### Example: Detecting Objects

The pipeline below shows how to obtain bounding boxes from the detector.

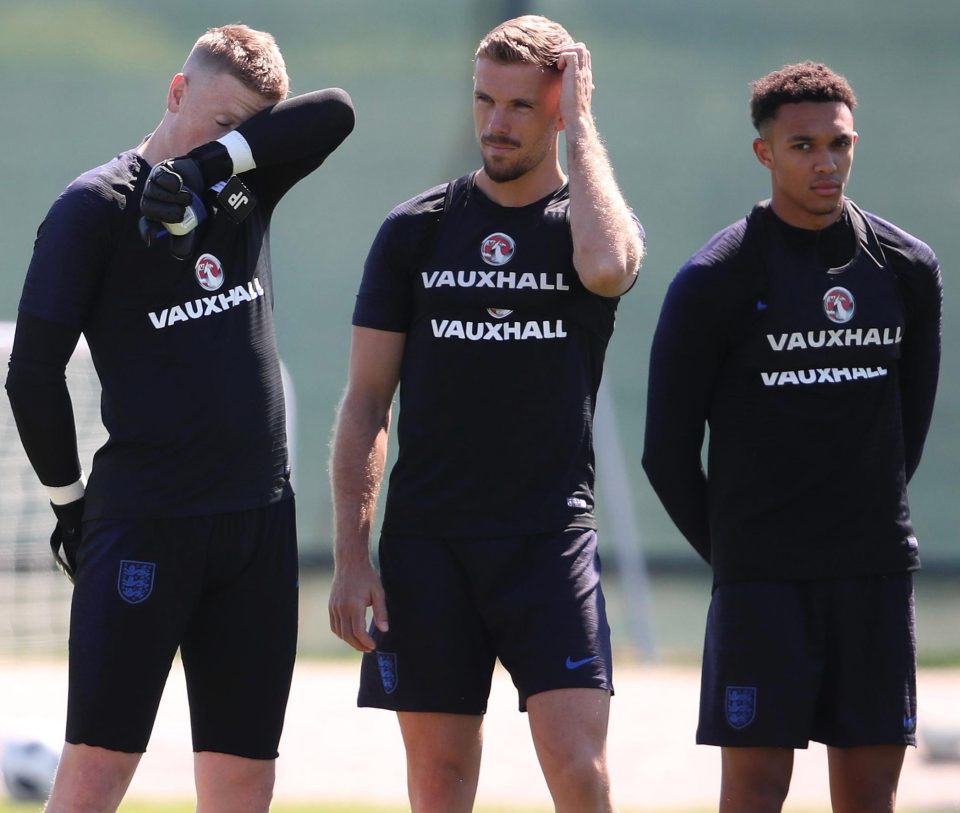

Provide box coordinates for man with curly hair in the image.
[644,62,941,812]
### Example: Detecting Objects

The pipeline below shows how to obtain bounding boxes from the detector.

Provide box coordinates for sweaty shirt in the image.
[11,89,355,520]
[354,174,640,538]
[643,201,942,584]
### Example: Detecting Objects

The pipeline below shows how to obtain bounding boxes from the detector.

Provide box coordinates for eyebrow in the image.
[785,132,852,142]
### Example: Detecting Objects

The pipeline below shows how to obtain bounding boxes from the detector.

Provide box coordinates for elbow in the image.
[323,88,357,143]
[640,445,665,491]
[578,257,639,297]
[576,237,643,297]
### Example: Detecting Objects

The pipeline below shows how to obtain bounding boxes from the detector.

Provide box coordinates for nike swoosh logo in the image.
[565,655,599,670]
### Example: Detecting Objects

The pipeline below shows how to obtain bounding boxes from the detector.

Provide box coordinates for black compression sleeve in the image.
[5,312,83,487]
[187,88,356,189]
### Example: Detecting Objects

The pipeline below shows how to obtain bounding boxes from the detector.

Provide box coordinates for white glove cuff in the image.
[217,131,256,174]
[46,476,86,505]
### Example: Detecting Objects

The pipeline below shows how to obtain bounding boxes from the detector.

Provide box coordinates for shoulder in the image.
[364,182,449,273]
[372,182,448,249]
[385,181,448,223]
[66,151,140,204]
[49,151,141,226]
[858,206,942,313]
[656,215,767,336]
[43,152,142,239]
[674,217,750,291]
[860,207,940,273]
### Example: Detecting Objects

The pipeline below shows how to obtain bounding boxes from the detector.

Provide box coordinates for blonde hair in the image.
[186,24,289,101]
[475,15,574,71]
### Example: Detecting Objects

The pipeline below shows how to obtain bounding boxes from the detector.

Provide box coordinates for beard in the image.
[479,130,554,184]
[482,153,537,184]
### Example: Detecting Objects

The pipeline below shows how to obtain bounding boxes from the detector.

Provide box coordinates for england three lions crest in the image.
[117,560,156,604]
[376,652,399,695]
[725,686,757,730]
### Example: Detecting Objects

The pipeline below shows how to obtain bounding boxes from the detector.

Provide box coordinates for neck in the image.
[474,160,565,207]
[770,198,845,232]
[137,119,172,167]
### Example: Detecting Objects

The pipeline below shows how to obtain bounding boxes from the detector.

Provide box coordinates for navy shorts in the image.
[358,528,613,714]
[65,498,299,759]
[697,574,917,748]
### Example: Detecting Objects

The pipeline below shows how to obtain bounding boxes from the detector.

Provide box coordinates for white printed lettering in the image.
[168,305,188,325]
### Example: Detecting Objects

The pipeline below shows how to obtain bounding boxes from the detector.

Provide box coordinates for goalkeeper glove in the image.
[50,497,85,582]
[138,158,208,260]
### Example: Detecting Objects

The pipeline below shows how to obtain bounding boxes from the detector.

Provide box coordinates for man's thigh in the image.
[478,529,613,710]
[697,581,821,748]
[181,498,299,759]
[813,574,916,747]
[358,534,498,714]
[358,528,613,714]
[66,517,206,752]
[66,499,298,758]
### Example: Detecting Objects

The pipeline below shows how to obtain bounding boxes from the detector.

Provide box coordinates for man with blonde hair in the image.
[6,24,354,812]
[329,15,642,813]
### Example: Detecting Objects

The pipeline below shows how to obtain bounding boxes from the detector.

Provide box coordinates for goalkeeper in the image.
[5,24,353,813]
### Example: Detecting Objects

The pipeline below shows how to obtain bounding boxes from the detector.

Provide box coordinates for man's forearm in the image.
[566,115,643,297]
[330,399,390,564]
[188,88,356,186]
[5,313,84,497]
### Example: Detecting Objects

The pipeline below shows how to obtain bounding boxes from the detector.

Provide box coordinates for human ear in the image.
[753,136,774,169]
[167,73,187,114]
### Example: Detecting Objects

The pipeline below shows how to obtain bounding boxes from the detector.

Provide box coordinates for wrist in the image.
[185,141,232,187]
[45,476,85,506]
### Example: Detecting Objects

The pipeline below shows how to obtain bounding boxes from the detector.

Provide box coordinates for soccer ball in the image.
[1,740,59,801]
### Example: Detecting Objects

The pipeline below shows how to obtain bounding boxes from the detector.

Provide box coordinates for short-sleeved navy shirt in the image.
[354,175,638,537]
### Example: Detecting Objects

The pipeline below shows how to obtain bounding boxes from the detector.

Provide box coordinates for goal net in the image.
[0,321,103,654]
[0,321,298,655]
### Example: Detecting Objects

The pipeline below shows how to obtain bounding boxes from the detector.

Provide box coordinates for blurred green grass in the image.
[1,803,957,813]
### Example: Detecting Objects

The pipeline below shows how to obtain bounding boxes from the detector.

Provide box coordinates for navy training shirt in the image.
[354,174,638,538]
[643,201,942,583]
[16,89,355,519]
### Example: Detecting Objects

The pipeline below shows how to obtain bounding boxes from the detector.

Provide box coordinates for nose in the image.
[814,147,839,173]
[488,105,510,135]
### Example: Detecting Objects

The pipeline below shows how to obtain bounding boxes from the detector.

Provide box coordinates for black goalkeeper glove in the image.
[50,497,85,582]
[138,158,208,261]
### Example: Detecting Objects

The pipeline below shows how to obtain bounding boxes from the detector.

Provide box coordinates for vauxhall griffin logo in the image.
[195,253,225,292]
[823,286,855,324]
[480,232,516,266]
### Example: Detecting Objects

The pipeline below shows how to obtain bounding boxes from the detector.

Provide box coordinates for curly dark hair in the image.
[750,62,856,131]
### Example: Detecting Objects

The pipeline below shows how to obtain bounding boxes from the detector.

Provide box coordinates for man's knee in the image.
[399,713,483,813]
[45,743,141,813]
[195,752,275,813]
[720,747,793,813]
